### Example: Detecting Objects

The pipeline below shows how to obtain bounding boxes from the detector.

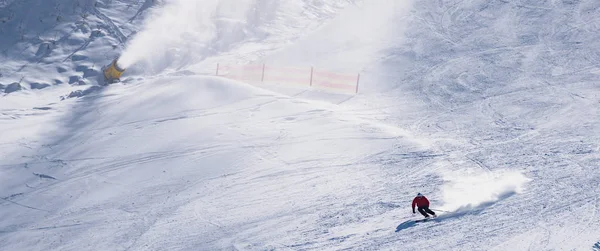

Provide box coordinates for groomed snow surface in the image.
[2,0,600,250]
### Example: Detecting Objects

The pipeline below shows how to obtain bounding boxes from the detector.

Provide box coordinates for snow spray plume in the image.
[118,0,253,73]
[439,169,531,212]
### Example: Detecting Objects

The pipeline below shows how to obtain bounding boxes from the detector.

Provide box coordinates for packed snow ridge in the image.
[1,0,600,250]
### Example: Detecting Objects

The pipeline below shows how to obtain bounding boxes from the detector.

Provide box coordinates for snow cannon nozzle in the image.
[102,57,126,84]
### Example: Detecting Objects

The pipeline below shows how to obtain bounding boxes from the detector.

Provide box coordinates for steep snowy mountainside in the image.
[0,0,155,91]
[2,0,600,250]
[0,0,359,93]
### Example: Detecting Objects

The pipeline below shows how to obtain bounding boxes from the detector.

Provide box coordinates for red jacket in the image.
[412,196,430,210]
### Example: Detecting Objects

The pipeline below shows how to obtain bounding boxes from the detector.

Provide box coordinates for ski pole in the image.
[430,208,451,213]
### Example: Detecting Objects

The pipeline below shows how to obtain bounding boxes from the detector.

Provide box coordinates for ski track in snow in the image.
[2,0,600,250]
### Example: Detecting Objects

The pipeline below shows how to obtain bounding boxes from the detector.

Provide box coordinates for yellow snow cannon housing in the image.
[103,58,125,84]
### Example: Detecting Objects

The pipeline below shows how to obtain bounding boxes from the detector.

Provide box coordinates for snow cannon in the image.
[102,57,125,84]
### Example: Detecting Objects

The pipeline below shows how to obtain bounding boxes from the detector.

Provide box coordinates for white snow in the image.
[2,0,600,250]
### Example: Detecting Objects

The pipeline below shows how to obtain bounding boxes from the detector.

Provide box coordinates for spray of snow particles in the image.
[439,169,531,213]
[118,0,253,72]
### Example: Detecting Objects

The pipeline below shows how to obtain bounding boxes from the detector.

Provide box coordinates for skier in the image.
[412,193,436,218]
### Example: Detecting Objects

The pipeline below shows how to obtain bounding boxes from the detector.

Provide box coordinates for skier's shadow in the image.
[395,215,449,232]
[395,216,444,232]
[395,220,420,232]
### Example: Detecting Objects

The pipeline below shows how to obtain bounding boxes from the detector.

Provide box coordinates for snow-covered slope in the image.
[2,0,600,250]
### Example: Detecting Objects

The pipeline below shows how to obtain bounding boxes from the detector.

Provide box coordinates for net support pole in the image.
[309,67,314,86]
[355,73,361,94]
